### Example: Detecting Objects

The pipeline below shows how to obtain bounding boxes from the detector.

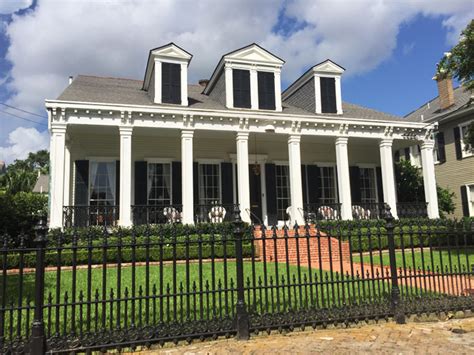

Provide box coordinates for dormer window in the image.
[203,43,284,112]
[161,62,181,104]
[233,69,251,108]
[258,71,276,110]
[320,77,337,113]
[142,43,192,106]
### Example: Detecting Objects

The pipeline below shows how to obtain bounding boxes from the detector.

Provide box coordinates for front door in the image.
[249,165,263,224]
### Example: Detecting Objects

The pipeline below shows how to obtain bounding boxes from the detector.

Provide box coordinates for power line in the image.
[0,102,47,118]
[0,110,48,126]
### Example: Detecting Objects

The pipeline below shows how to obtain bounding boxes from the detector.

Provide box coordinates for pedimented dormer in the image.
[283,59,345,115]
[203,44,285,111]
[143,43,193,106]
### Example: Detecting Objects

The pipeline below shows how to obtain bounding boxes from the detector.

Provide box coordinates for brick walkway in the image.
[137,316,474,354]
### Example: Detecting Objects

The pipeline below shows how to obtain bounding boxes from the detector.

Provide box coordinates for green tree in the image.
[394,159,455,218]
[435,19,474,90]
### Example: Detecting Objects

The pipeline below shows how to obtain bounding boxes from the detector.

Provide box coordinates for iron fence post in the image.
[233,205,249,340]
[384,204,405,324]
[30,216,48,355]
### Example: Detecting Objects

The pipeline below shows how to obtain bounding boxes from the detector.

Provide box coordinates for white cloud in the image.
[0,0,32,14]
[0,126,49,163]
[0,0,473,161]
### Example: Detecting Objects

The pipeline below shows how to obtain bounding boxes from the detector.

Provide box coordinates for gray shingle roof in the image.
[57,75,409,122]
[404,86,473,122]
[33,174,49,194]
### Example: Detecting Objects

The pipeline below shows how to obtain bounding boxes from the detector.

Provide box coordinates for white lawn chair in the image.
[163,206,181,224]
[208,206,226,223]
[318,205,337,220]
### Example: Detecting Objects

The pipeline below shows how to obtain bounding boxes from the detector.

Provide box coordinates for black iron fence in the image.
[2,206,474,354]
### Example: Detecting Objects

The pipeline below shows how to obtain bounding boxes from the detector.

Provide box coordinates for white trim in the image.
[465,183,474,217]
[196,158,224,164]
[273,160,289,166]
[144,157,174,164]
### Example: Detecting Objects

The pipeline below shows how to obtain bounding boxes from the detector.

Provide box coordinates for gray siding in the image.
[284,77,315,113]
[208,71,226,107]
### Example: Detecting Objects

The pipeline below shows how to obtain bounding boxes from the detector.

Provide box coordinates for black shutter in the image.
[376,167,384,203]
[115,160,120,206]
[349,166,361,204]
[265,164,277,225]
[394,150,400,162]
[301,165,307,205]
[460,185,470,217]
[320,77,337,113]
[74,160,89,205]
[454,127,463,160]
[193,162,199,205]
[172,161,182,205]
[437,132,446,163]
[162,62,181,104]
[306,165,320,203]
[233,69,251,108]
[134,161,147,205]
[221,162,233,204]
[404,148,410,161]
[258,71,275,110]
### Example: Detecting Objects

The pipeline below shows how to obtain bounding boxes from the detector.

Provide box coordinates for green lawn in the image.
[353,248,474,272]
[2,260,392,341]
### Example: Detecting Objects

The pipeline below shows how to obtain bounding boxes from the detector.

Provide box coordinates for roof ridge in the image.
[77,74,143,82]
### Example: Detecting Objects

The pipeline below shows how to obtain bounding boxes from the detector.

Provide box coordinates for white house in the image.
[45,43,439,229]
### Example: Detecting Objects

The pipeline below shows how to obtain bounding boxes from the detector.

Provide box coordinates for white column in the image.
[63,141,71,206]
[49,123,67,228]
[288,134,304,225]
[154,59,162,104]
[335,76,343,114]
[250,68,259,110]
[274,70,282,112]
[236,132,251,224]
[379,138,398,218]
[181,129,194,224]
[119,126,133,227]
[335,137,352,220]
[180,63,188,106]
[420,140,440,218]
[225,65,233,108]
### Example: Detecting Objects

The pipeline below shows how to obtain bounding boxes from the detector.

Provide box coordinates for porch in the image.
[53,125,435,228]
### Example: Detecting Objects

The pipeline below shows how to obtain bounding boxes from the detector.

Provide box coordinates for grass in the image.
[353,248,474,272]
[2,260,393,341]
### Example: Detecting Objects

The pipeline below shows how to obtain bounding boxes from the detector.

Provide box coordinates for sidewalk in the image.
[139,316,474,354]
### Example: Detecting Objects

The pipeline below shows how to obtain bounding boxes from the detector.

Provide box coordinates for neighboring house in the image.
[402,78,473,218]
[45,43,438,229]
[33,174,49,194]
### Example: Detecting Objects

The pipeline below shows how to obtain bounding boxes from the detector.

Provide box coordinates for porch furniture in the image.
[163,206,181,224]
[352,205,371,220]
[318,205,338,220]
[209,206,226,223]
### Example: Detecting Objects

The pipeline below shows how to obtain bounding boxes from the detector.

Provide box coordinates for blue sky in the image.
[0,0,473,163]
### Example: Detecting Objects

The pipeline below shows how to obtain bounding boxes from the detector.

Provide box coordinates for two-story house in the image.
[403,77,473,218]
[45,43,438,228]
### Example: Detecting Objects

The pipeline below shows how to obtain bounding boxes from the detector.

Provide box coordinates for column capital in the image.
[236,132,249,140]
[119,125,133,135]
[420,139,435,150]
[181,129,194,139]
[288,134,301,144]
[335,136,348,145]
[50,122,67,134]
[379,138,393,147]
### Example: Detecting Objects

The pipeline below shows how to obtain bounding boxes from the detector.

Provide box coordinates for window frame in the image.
[146,161,173,206]
[257,71,276,110]
[316,163,338,205]
[88,160,116,207]
[198,162,222,205]
[459,121,474,159]
[466,183,474,217]
[161,62,181,105]
[232,69,251,109]
[358,166,378,204]
[275,163,291,221]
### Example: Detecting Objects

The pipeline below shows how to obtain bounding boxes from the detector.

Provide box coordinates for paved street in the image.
[139,316,474,354]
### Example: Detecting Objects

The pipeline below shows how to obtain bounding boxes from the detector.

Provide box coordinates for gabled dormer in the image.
[282,59,345,115]
[203,44,285,111]
[143,43,193,106]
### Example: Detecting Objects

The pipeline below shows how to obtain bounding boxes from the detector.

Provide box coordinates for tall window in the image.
[161,62,181,104]
[147,163,171,206]
[359,168,377,203]
[320,77,337,113]
[275,165,290,220]
[258,71,275,110]
[319,166,337,204]
[233,69,251,108]
[199,164,221,205]
[468,184,474,217]
[89,161,116,206]
[460,123,473,158]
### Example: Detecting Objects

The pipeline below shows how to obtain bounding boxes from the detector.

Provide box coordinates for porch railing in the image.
[396,202,428,218]
[352,202,385,220]
[63,205,119,228]
[302,203,342,222]
[132,204,183,225]
[194,203,239,223]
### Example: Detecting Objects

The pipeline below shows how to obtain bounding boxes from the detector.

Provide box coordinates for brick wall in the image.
[253,225,350,265]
